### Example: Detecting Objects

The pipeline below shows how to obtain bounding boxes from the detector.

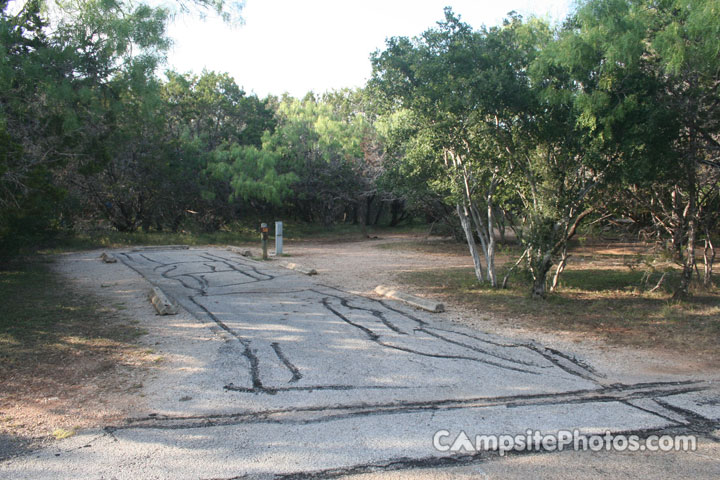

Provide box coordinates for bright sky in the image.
[165,0,576,98]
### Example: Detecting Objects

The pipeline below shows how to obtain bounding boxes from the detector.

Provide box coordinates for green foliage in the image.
[0,0,169,252]
[553,0,720,297]
[1,0,718,301]
[262,94,378,224]
[161,0,245,24]
[208,144,296,205]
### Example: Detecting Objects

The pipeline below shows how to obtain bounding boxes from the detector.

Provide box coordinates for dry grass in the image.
[394,240,720,364]
[0,258,154,457]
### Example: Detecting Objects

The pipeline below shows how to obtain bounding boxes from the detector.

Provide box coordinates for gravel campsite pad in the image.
[1,246,719,479]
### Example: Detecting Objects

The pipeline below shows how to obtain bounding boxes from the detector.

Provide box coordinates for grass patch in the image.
[41,229,257,253]
[0,261,143,361]
[557,269,671,292]
[398,265,720,360]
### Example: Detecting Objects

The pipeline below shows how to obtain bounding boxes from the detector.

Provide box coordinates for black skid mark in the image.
[223,384,412,394]
[201,252,275,281]
[314,283,604,383]
[378,300,427,326]
[317,289,583,374]
[157,265,203,294]
[620,400,686,425]
[118,252,600,383]
[150,260,214,272]
[118,252,153,277]
[171,269,233,275]
[321,297,379,341]
[314,289,411,334]
[653,398,720,440]
[262,451,498,480]
[198,254,262,281]
[523,344,600,383]
[254,413,720,480]
[320,297,540,375]
[211,281,263,288]
[205,289,312,297]
[124,256,205,295]
[418,327,547,368]
[183,273,208,295]
[138,252,210,271]
[109,380,710,432]
[271,342,303,383]
[118,252,263,391]
[543,347,605,378]
[426,326,602,382]
[139,253,164,265]
[426,326,526,348]
[377,297,545,368]
[248,264,275,280]
[188,296,264,392]
[380,342,541,375]
[338,298,406,334]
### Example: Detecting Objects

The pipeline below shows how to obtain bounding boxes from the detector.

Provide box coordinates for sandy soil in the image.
[281,234,472,296]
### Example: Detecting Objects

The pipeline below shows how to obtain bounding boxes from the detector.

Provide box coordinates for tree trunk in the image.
[502,248,528,289]
[497,208,507,244]
[373,200,384,225]
[350,202,359,225]
[675,214,696,298]
[550,247,568,292]
[531,253,554,299]
[486,199,497,287]
[360,198,369,238]
[365,195,375,226]
[703,235,715,289]
[171,214,183,233]
[674,165,697,299]
[390,199,405,227]
[467,200,494,285]
[457,203,484,282]
[670,185,685,260]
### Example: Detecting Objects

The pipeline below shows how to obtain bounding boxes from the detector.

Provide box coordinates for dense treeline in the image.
[0,1,394,242]
[1,0,718,297]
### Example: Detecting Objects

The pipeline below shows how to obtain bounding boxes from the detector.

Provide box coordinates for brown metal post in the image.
[260,223,269,260]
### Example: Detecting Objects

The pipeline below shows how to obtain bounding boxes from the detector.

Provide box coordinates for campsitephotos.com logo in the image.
[433,429,697,456]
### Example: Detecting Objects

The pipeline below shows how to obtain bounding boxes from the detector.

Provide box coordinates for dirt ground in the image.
[0,260,158,458]
[274,233,719,379]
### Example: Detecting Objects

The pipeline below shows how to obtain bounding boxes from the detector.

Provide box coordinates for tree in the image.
[159,70,277,229]
[554,0,720,297]
[372,10,557,289]
[208,143,296,207]
[0,0,169,250]
[375,108,458,236]
[263,94,373,225]
[164,0,245,24]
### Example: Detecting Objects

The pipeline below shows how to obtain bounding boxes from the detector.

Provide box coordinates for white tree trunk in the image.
[703,236,715,288]
[550,246,568,292]
[456,203,484,282]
